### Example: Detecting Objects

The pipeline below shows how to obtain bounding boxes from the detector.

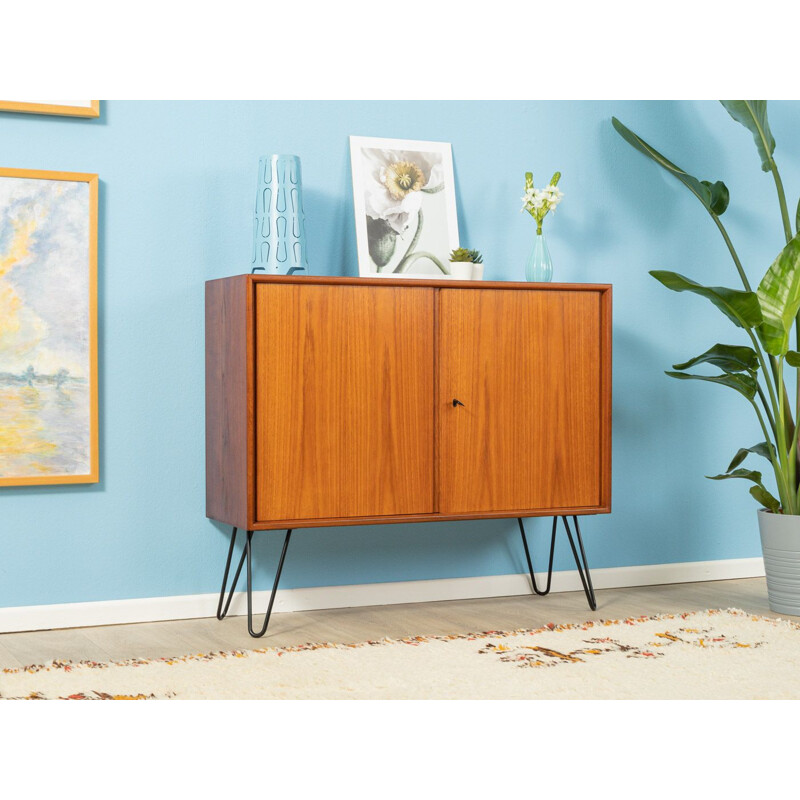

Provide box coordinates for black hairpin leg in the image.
[518,517,557,595]
[217,527,247,620]
[562,515,597,610]
[216,525,294,637]
[246,528,293,638]
[518,515,597,610]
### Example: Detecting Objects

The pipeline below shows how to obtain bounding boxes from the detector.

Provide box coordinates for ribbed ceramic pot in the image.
[757,509,800,616]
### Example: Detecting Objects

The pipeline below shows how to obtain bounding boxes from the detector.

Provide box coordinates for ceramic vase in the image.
[252,154,309,275]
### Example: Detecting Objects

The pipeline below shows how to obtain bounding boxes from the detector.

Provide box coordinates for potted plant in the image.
[449,248,484,280]
[613,101,800,615]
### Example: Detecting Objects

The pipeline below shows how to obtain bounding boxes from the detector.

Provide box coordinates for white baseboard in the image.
[0,557,765,634]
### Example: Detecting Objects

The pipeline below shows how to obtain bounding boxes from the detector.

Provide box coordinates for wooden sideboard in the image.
[206,274,612,635]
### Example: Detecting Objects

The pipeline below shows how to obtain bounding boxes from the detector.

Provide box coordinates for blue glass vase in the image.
[525,231,553,282]
[252,154,309,275]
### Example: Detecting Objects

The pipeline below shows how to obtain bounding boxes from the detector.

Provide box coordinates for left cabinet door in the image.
[255,283,435,522]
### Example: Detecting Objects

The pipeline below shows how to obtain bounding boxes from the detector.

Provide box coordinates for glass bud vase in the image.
[525,231,553,282]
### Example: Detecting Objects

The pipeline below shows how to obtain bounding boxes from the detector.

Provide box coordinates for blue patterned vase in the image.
[252,154,309,275]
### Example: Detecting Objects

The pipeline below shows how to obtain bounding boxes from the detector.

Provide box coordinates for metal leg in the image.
[246,529,293,638]
[518,517,557,596]
[561,516,597,610]
[221,516,594,636]
[518,515,597,610]
[217,527,247,620]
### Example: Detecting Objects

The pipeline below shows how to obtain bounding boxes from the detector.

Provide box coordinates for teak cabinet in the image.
[206,275,612,532]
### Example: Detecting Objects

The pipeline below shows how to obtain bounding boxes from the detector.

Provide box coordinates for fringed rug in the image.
[2,608,800,699]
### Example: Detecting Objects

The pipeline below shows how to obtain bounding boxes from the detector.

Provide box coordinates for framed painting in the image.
[350,136,459,278]
[0,100,100,118]
[0,167,98,486]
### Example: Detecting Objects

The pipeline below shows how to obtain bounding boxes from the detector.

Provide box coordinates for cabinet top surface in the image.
[208,274,611,292]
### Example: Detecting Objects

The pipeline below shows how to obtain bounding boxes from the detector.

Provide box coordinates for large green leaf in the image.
[726,442,773,472]
[720,101,775,173]
[672,344,759,374]
[786,350,800,368]
[707,467,764,484]
[612,117,729,215]
[664,371,757,400]
[756,232,800,356]
[651,271,762,329]
[700,180,730,215]
[749,485,781,513]
[708,468,781,512]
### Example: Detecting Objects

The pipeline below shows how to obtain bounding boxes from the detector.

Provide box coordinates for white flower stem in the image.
[396,209,424,271]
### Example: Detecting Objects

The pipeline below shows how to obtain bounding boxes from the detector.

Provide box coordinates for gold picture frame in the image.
[0,167,99,486]
[0,100,100,118]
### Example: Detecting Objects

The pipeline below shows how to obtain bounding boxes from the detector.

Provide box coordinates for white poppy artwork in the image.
[349,136,459,277]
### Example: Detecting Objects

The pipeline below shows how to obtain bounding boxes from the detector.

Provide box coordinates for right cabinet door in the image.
[437,288,607,515]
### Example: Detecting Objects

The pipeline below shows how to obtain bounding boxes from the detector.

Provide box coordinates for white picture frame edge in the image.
[349,135,460,279]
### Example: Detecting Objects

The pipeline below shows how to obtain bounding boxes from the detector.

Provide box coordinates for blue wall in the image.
[2,100,799,608]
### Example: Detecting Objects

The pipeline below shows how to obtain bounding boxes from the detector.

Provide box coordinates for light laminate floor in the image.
[0,577,787,670]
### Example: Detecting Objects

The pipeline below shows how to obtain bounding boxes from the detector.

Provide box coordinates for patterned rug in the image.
[2,608,799,699]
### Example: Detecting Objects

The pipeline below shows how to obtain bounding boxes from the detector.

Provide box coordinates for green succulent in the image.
[449,248,483,264]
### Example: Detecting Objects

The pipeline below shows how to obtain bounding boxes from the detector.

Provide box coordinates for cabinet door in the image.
[437,289,606,514]
[255,283,434,521]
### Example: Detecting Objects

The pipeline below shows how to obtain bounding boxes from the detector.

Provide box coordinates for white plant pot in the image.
[471,263,484,280]
[449,262,474,280]
[757,509,800,616]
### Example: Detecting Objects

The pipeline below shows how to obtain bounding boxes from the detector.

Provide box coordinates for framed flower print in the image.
[349,136,459,278]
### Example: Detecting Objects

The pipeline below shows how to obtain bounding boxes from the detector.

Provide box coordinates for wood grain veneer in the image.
[205,275,612,530]
[205,275,253,528]
[437,289,602,514]
[254,283,434,521]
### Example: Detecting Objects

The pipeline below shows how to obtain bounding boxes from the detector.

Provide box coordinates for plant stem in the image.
[395,209,424,272]
[769,154,800,491]
[763,153,800,492]
[747,329,781,425]
[778,358,792,503]
[769,159,793,245]
[795,308,800,492]
[710,210,798,445]
[747,331,797,507]
[396,251,450,274]
[752,399,793,512]
[790,426,798,503]
[715,210,796,457]
[777,357,798,512]
[756,384,778,438]
[710,211,792,405]
[709,213,752,291]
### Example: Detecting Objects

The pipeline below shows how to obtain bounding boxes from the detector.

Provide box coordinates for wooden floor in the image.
[0,577,787,669]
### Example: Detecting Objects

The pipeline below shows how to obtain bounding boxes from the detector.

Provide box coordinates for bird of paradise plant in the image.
[613,102,800,514]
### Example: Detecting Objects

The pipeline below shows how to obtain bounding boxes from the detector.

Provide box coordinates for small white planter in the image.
[471,263,484,280]
[757,509,800,616]
[449,262,474,280]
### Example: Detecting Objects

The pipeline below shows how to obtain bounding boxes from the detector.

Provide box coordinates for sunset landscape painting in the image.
[0,168,98,486]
